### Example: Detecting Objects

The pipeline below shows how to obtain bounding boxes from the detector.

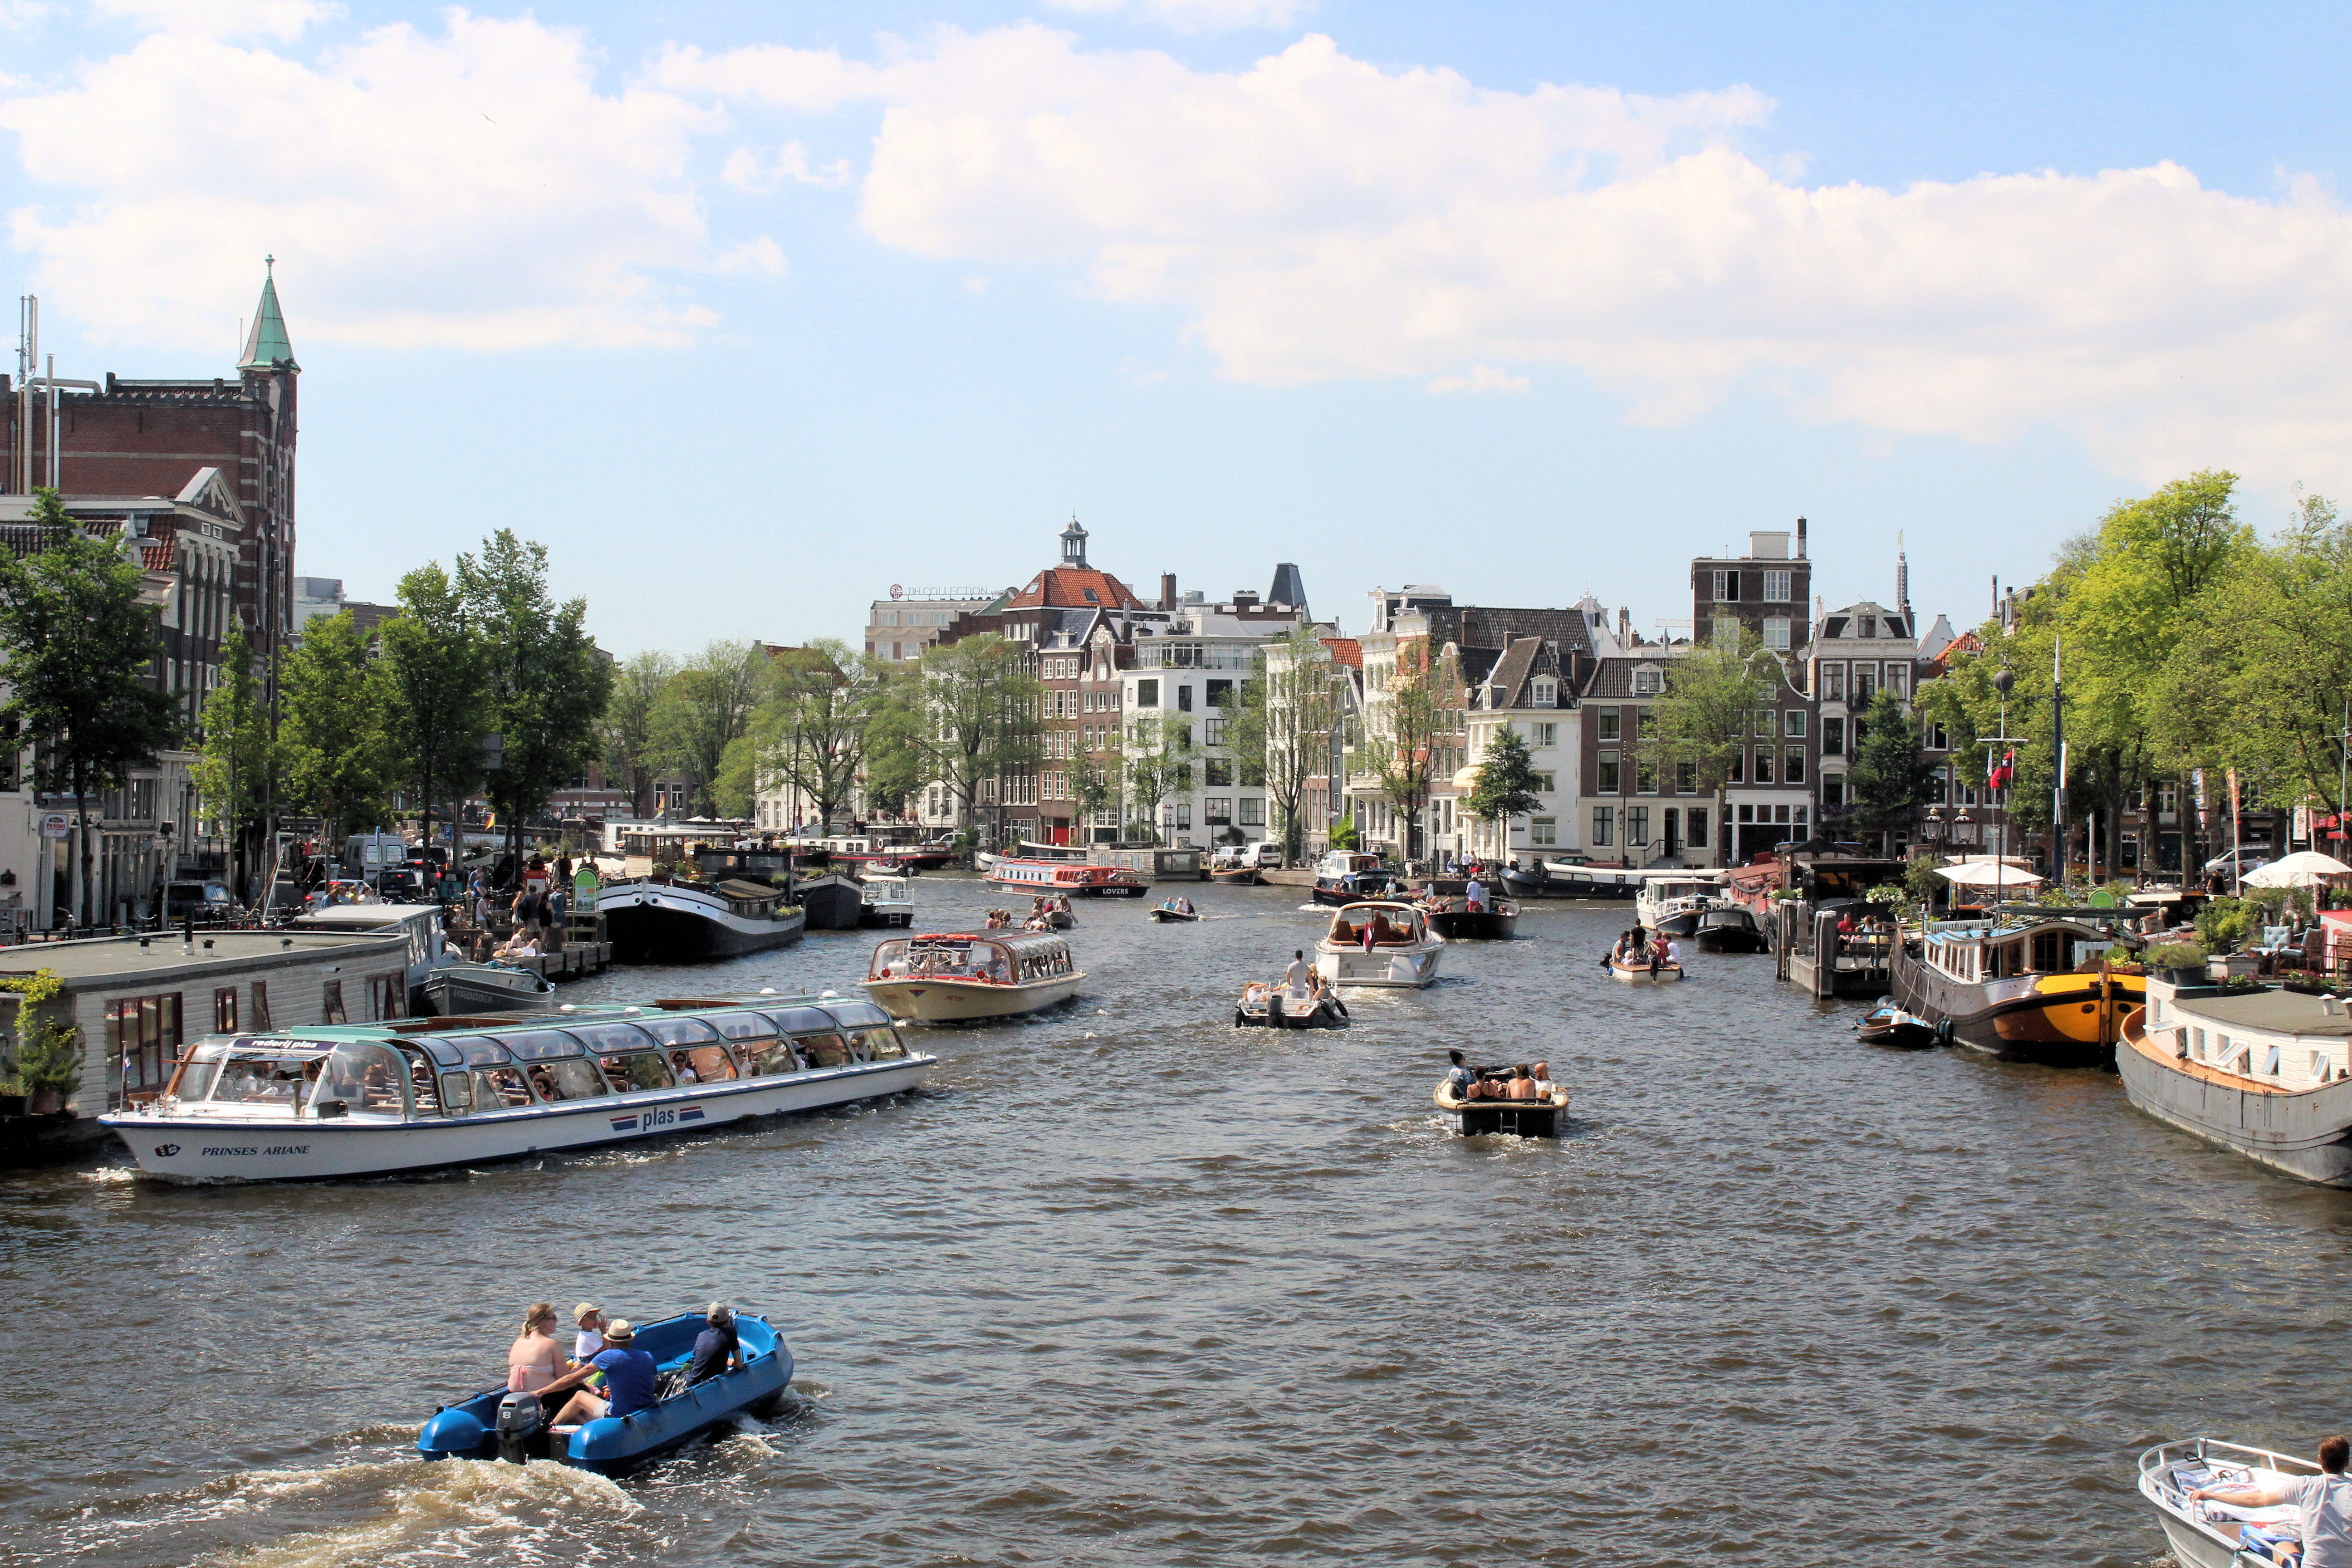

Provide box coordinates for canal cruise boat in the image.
[981,858,1150,897]
[98,997,932,1181]
[1889,909,2144,1064]
[861,930,1085,1022]
[1315,901,1445,988]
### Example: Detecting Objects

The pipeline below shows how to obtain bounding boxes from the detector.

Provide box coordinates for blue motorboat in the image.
[417,1310,793,1474]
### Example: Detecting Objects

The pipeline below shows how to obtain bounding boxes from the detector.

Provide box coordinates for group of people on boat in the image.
[1445,1050,1556,1101]
[504,1300,746,1428]
[1333,911,1420,948]
[1159,897,1197,916]
[1612,930,1680,971]
[982,899,1067,930]
[1416,875,1489,914]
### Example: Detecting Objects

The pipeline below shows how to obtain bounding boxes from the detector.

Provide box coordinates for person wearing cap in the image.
[687,1302,744,1387]
[544,1317,657,1425]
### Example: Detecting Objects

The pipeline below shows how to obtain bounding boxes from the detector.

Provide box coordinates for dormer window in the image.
[1632,666,1661,696]
[1859,616,1877,638]
[1531,678,1557,706]
[1083,588,1099,604]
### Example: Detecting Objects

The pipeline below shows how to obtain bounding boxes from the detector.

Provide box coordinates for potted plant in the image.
[2142,941,2210,985]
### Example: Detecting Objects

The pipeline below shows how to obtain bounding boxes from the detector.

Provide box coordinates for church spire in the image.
[237,255,297,371]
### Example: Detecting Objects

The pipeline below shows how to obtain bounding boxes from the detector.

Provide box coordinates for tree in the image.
[0,491,180,926]
[378,563,485,851]
[1124,710,1194,844]
[1072,757,1118,838]
[456,530,614,871]
[652,639,766,817]
[1645,629,1774,867]
[859,668,930,820]
[1239,626,1338,862]
[602,650,677,817]
[280,610,392,840]
[748,640,884,831]
[1369,642,1451,862]
[192,622,272,902]
[1846,689,1943,854]
[912,633,1041,841]
[1465,725,1544,862]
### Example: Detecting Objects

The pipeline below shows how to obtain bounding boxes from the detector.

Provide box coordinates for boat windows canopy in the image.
[634,1015,721,1047]
[568,1022,660,1054]
[705,1010,774,1041]
[492,1029,588,1061]
[821,1000,893,1031]
[764,1005,838,1034]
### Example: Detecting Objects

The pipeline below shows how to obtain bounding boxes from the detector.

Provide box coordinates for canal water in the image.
[3,877,2346,1567]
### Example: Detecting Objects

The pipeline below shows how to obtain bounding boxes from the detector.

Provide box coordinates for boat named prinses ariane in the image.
[99,997,930,1181]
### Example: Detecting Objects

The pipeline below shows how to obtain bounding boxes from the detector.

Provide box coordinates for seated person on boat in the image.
[2189,1433,2352,1565]
[541,1317,657,1425]
[508,1302,568,1411]
[1503,1065,1538,1100]
[689,1303,745,1387]
[1446,1050,1475,1098]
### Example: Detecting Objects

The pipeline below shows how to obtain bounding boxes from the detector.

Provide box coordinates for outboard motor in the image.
[495,1389,549,1463]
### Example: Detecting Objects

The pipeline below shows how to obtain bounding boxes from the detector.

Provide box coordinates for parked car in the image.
[162,879,235,921]
[2203,847,2273,879]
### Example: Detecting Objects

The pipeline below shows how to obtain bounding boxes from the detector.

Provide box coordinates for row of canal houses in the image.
[879,517,2271,874]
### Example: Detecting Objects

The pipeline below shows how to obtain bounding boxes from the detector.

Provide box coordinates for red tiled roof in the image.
[1322,637,1362,668]
[140,539,175,571]
[1006,568,1144,610]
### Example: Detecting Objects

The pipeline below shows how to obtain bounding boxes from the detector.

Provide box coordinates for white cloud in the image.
[92,0,341,41]
[1,13,733,351]
[1042,0,1314,30]
[667,24,2352,489]
[712,236,787,275]
[1426,365,1529,396]
[720,140,851,193]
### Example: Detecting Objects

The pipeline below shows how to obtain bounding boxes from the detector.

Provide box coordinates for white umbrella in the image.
[2243,850,2352,888]
[1936,861,2047,888]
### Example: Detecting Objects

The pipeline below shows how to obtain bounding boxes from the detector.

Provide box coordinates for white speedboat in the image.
[861,931,1084,1022]
[290,903,556,1015]
[1314,901,1444,988]
[1633,870,1728,936]
[858,875,915,929]
[2138,1437,2333,1568]
[98,996,930,1181]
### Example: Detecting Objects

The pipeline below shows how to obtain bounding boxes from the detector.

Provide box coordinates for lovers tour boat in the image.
[982,858,1150,897]
[98,996,931,1181]
[858,874,915,928]
[2136,1436,2345,1568]
[420,1308,792,1475]
[600,875,807,963]
[1312,850,1392,906]
[1890,909,2143,1064]
[2120,977,2352,1187]
[1314,901,1444,988]
[860,930,1084,1022]
[290,903,556,1016]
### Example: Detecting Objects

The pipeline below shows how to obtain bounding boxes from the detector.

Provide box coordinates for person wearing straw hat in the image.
[570,1302,608,1366]
[544,1316,657,1425]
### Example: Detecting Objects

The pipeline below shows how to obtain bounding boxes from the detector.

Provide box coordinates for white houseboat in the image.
[98,996,931,1181]
[1633,870,1727,936]
[1315,901,1445,988]
[2121,977,2352,1187]
[859,875,916,929]
[861,931,1084,1022]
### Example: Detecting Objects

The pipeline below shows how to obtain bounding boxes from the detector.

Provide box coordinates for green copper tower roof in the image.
[237,255,296,371]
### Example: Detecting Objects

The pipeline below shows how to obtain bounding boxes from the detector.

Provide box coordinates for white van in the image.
[1215,841,1284,871]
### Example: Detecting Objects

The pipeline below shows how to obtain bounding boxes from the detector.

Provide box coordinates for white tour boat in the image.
[98,996,931,1181]
[861,931,1083,1023]
[859,874,916,929]
[2137,1436,2340,1568]
[1314,901,1445,988]
[1633,869,1729,936]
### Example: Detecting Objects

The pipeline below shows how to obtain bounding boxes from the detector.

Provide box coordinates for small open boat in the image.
[1233,982,1348,1029]
[1149,901,1201,923]
[2136,1437,2337,1568]
[1434,1073,1568,1136]
[1425,898,1519,940]
[1608,953,1684,984]
[1856,999,1936,1047]
[1208,865,1260,886]
[418,1310,791,1475]
[1046,908,1075,929]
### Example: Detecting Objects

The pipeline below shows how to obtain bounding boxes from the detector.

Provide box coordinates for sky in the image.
[5,0,2351,657]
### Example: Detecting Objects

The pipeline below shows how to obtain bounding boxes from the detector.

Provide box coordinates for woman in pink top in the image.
[507,1302,566,1395]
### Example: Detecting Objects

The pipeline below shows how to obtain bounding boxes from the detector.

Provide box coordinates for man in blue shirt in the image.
[545,1318,657,1423]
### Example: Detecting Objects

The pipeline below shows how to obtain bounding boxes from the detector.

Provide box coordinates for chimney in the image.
[1618,607,1630,644]
[1896,531,1910,617]
[1797,515,1808,559]
[1161,573,1177,612]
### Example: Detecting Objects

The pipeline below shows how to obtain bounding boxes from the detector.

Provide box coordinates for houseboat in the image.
[858,875,916,928]
[2119,978,2352,1186]
[791,871,866,931]
[1634,870,1727,936]
[861,931,1085,1022]
[98,996,932,1181]
[1312,851,1392,906]
[982,858,1149,897]
[1502,859,1637,900]
[1890,912,2144,1064]
[600,876,806,963]
[289,903,555,1016]
[1315,901,1444,988]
